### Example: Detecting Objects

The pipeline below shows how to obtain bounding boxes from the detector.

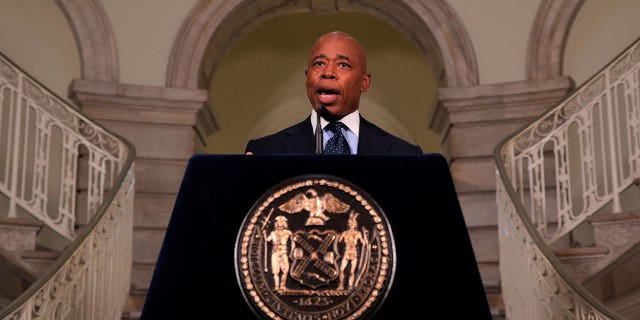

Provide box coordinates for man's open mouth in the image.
[317,89,340,95]
[317,89,340,105]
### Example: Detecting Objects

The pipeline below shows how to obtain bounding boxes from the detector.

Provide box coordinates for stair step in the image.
[0,218,42,256]
[483,281,504,319]
[21,249,60,275]
[554,246,609,282]
[121,311,141,320]
[0,217,42,228]
[21,249,60,260]
[588,211,640,247]
[0,253,34,307]
[122,290,147,320]
[553,246,609,258]
[589,211,640,247]
[583,242,640,302]
[588,211,640,224]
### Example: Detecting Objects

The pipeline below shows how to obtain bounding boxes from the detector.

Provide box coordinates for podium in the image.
[140,154,492,319]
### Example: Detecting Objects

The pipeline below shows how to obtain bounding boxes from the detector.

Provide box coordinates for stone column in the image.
[70,79,217,311]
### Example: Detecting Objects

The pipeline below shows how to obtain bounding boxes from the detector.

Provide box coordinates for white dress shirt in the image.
[310,109,359,154]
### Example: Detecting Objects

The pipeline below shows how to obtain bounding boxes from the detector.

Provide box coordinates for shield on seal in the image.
[289,229,340,288]
[235,174,396,320]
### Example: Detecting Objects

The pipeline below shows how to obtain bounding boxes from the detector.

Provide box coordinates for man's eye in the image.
[313,61,324,67]
[338,62,350,68]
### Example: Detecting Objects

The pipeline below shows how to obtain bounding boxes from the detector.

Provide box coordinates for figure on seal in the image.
[265,215,293,291]
[337,211,366,290]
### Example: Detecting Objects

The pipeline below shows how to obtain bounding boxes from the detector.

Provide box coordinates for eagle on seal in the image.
[278,188,350,226]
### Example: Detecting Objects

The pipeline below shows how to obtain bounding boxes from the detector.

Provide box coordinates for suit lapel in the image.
[281,117,315,153]
[358,116,390,154]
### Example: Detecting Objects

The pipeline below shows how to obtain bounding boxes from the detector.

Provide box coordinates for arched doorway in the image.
[166,0,478,154]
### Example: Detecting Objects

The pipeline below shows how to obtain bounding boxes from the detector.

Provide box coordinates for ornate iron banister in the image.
[495,37,640,319]
[0,52,135,319]
[0,54,129,240]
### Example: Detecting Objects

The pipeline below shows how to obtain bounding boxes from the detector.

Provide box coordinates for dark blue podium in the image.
[140,154,491,319]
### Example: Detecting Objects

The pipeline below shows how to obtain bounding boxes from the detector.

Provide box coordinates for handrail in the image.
[0,54,127,240]
[0,52,135,319]
[495,37,640,319]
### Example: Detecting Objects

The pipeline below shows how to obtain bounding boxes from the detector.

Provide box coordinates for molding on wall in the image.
[526,0,584,80]
[56,0,119,82]
[430,76,574,138]
[70,79,217,147]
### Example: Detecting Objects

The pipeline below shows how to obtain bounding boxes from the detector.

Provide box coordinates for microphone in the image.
[315,105,325,154]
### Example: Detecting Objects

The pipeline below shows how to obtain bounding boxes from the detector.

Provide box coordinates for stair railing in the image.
[0,52,135,319]
[495,38,640,319]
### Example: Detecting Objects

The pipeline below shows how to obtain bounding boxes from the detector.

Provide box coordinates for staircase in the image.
[555,209,640,319]
[0,52,135,319]
[0,219,39,310]
[556,210,640,281]
[0,219,59,309]
[495,37,640,319]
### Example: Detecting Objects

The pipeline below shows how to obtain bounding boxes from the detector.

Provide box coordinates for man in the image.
[245,31,423,155]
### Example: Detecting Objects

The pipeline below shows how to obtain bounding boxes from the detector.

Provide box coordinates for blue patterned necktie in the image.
[323,122,351,155]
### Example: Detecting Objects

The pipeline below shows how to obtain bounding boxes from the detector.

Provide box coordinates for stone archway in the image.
[56,0,119,82]
[166,0,478,90]
[526,0,584,80]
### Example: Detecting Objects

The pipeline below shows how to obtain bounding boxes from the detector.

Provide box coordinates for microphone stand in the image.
[315,106,323,154]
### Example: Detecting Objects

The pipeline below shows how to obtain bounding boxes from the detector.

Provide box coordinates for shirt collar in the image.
[311,109,360,137]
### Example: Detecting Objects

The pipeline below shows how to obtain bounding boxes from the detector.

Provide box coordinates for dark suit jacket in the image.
[245,115,423,154]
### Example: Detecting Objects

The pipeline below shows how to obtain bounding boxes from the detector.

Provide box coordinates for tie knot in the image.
[325,121,346,134]
[323,122,351,155]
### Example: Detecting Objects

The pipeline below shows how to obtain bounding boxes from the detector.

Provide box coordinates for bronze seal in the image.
[235,175,396,320]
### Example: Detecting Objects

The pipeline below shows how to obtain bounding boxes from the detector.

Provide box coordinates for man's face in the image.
[305,34,371,117]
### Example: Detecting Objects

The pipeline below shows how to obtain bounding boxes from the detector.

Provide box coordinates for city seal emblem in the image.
[235,174,396,320]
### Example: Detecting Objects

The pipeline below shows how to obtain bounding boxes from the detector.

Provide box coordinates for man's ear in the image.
[361,73,372,92]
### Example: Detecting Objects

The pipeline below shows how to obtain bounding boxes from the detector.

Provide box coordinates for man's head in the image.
[305,31,371,118]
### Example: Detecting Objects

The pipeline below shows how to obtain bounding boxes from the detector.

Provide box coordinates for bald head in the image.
[311,31,368,71]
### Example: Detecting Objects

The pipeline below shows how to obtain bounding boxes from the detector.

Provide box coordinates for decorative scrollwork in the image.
[560,96,582,119]
[630,43,640,65]
[0,58,19,87]
[513,115,562,152]
[23,79,76,130]
[23,78,47,105]
[49,100,75,127]
[609,55,629,82]
[5,311,22,320]
[32,287,47,316]
[580,75,606,103]
[78,119,121,157]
